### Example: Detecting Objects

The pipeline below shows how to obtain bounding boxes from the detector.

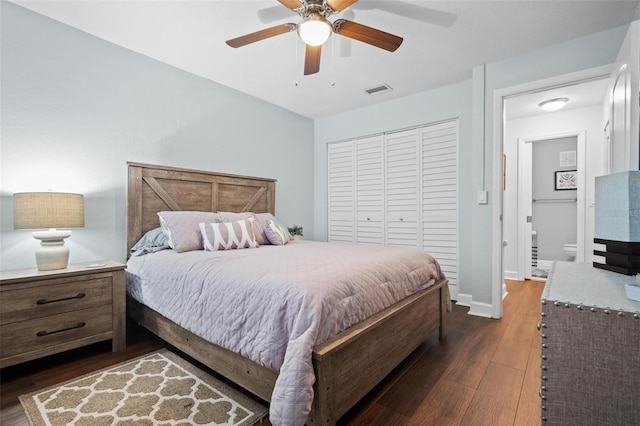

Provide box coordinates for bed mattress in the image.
[126,240,446,425]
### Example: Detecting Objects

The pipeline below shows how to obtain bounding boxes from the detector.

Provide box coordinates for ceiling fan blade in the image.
[355,1,457,27]
[333,19,403,52]
[326,0,359,13]
[226,24,296,48]
[304,44,322,75]
[258,5,296,23]
[278,0,304,10]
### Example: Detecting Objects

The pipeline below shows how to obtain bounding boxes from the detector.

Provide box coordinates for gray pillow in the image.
[130,227,171,256]
[200,219,259,251]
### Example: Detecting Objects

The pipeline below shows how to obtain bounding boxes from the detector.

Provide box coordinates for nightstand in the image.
[0,261,126,368]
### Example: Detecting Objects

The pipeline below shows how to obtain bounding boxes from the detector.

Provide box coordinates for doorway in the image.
[516,132,586,281]
[492,21,639,319]
[491,65,611,319]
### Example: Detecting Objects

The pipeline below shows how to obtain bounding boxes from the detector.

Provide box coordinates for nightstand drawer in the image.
[0,275,112,325]
[0,305,112,359]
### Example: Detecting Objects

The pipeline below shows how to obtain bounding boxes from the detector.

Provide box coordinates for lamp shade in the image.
[14,192,84,230]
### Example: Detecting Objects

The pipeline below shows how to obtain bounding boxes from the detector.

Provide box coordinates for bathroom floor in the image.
[531,267,550,280]
[531,259,555,280]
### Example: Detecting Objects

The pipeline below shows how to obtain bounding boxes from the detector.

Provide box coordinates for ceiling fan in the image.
[225,0,403,75]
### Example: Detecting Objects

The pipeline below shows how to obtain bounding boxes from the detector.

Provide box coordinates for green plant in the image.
[288,224,303,237]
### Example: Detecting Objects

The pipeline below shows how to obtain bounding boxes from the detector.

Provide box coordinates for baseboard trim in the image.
[456,293,472,307]
[504,270,519,281]
[455,293,498,319]
[468,301,494,318]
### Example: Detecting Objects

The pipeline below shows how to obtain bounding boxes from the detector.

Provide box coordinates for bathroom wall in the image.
[532,136,578,261]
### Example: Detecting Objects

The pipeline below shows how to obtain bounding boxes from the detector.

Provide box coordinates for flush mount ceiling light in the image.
[297,13,332,46]
[539,97,569,112]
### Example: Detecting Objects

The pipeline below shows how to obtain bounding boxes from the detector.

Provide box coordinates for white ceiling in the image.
[12,0,639,119]
[505,78,611,120]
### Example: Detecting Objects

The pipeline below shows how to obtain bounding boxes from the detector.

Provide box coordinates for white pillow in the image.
[157,211,219,253]
[217,211,266,245]
[200,218,259,251]
[264,220,291,246]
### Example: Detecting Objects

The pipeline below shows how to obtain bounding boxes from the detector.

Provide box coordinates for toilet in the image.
[563,243,577,261]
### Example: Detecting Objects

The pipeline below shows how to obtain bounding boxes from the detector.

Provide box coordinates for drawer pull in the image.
[36,293,86,305]
[36,322,86,337]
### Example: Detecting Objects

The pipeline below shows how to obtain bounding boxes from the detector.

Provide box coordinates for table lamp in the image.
[13,192,85,271]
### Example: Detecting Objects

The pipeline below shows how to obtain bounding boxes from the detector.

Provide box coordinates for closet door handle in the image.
[36,293,86,305]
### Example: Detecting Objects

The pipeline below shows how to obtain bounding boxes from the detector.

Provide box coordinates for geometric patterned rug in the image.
[19,349,269,426]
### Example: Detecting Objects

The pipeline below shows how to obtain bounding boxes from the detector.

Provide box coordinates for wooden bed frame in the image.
[126,162,449,425]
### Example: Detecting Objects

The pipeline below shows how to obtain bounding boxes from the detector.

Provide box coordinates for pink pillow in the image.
[157,211,219,252]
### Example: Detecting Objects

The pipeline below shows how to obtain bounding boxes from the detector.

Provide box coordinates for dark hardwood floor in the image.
[0,279,544,425]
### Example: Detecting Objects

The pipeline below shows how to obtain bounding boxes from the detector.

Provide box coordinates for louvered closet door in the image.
[421,120,458,288]
[386,129,420,247]
[328,141,354,243]
[355,135,384,244]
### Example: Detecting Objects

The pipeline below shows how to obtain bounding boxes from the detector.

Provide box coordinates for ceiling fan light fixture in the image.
[298,14,332,46]
[538,97,569,112]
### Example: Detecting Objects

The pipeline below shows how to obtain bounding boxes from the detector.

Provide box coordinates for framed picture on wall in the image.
[555,170,577,190]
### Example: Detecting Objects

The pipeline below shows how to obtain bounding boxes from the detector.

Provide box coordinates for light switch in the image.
[477,190,488,204]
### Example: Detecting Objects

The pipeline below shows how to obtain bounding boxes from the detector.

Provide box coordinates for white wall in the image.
[0,3,314,271]
[503,105,605,278]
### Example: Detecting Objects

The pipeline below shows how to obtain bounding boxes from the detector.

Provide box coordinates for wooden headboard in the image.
[126,162,276,253]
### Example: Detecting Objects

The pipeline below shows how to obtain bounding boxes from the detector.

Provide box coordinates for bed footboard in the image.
[309,278,448,424]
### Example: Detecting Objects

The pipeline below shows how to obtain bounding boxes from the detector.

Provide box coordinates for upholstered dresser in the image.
[540,261,640,424]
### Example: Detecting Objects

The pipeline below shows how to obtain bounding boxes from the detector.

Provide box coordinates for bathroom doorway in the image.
[500,75,608,284]
[518,133,584,280]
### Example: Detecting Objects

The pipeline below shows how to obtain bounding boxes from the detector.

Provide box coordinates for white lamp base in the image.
[32,230,72,271]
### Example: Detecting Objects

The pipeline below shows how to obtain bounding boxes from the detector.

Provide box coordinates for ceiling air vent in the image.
[365,84,393,96]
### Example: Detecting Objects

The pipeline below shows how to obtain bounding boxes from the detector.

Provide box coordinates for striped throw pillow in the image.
[264,220,291,246]
[199,218,259,251]
[217,212,266,245]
